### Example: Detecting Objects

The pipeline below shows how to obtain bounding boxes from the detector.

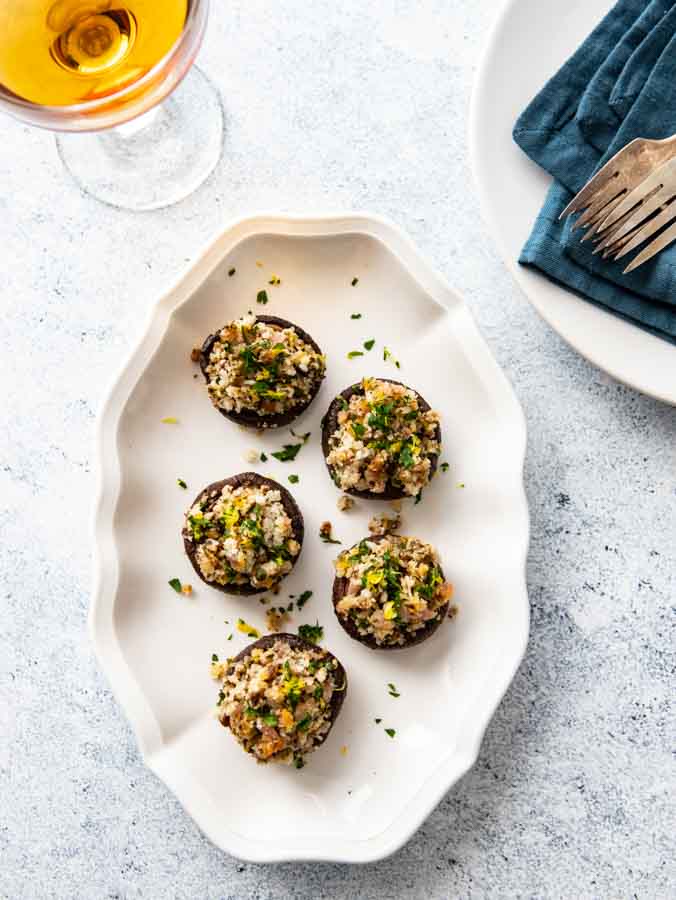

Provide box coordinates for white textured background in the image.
[1,1,674,897]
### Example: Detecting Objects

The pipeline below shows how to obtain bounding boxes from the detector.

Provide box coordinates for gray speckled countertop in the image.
[1,2,674,897]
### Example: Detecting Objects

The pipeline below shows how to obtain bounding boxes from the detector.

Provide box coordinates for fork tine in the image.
[597,155,676,233]
[623,220,676,273]
[592,205,648,253]
[570,178,626,231]
[602,222,648,259]
[602,229,638,260]
[614,203,676,260]
[559,138,643,220]
[578,194,627,241]
[600,185,672,245]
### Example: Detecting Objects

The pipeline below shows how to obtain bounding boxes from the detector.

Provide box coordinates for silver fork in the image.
[560,134,676,273]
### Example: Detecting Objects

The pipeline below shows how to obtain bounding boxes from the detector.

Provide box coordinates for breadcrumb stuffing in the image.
[325,377,440,497]
[266,607,290,632]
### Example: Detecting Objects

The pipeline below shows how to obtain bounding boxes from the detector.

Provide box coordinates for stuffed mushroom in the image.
[200,314,326,428]
[322,377,441,500]
[213,633,347,767]
[183,472,303,595]
[332,534,452,649]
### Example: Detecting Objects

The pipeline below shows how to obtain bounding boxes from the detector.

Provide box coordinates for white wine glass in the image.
[0,0,223,211]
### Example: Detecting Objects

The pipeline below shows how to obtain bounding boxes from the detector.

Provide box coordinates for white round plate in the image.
[470,0,676,406]
[90,214,529,863]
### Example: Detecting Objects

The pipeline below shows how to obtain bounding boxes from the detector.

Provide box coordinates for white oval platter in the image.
[90,214,529,863]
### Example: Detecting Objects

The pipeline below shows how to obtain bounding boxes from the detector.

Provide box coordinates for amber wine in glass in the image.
[0,0,223,210]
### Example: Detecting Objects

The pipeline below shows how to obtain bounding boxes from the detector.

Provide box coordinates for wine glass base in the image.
[55,66,224,211]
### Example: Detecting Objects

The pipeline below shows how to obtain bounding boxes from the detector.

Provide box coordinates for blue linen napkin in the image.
[513,0,676,344]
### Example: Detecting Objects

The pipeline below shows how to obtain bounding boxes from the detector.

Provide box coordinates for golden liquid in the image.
[0,0,188,106]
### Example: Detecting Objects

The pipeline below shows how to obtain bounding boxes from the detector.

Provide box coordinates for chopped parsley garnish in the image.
[351,277,359,286]
[294,756,305,769]
[260,452,268,462]
[161,417,178,424]
[347,350,364,359]
[289,428,311,443]
[256,290,269,305]
[298,622,323,644]
[168,578,182,593]
[457,482,465,489]
[320,533,342,545]
[414,491,423,505]
[374,718,382,724]
[228,267,236,276]
[350,312,362,319]
[177,478,187,489]
[282,661,304,709]
[268,275,281,286]
[296,590,312,609]
[352,422,366,439]
[314,684,323,700]
[227,634,233,640]
[363,339,375,351]
[296,714,312,731]
[383,347,401,368]
[245,706,275,723]
[399,440,415,469]
[288,474,299,484]
[272,443,302,462]
[211,653,219,662]
[387,683,400,698]
[384,728,396,738]
[440,462,449,473]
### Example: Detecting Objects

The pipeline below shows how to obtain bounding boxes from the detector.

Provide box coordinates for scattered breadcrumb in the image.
[181,583,193,596]
[340,745,348,756]
[337,494,354,512]
[448,603,459,620]
[190,347,201,363]
[161,417,178,424]
[244,448,259,464]
[319,521,341,544]
[268,275,281,286]
[256,260,263,268]
[266,607,290,632]
[368,512,401,536]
